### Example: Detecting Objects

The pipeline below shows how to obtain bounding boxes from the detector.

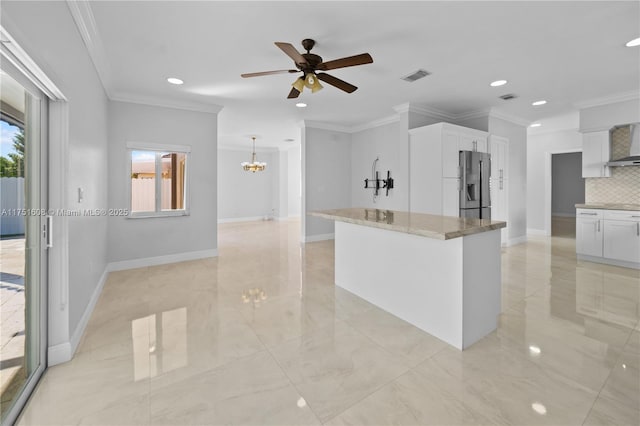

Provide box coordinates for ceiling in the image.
[86,1,640,149]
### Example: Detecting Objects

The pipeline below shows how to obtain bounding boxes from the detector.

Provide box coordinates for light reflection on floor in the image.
[16,219,640,425]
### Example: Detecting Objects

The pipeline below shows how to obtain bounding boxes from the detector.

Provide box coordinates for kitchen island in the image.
[310,208,507,350]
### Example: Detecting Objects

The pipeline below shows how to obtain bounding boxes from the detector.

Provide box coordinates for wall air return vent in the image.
[401,69,431,82]
[499,93,518,100]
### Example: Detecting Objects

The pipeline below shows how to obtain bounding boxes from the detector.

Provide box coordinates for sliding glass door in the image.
[0,64,48,425]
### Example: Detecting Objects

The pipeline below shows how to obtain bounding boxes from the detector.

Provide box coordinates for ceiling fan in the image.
[241,38,373,99]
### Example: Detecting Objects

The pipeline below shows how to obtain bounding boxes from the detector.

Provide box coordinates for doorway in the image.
[0,65,48,424]
[551,152,585,238]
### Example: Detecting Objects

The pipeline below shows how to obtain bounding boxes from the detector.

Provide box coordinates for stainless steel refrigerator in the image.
[459,151,491,219]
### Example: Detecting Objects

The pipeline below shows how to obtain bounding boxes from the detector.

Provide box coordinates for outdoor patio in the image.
[0,237,25,416]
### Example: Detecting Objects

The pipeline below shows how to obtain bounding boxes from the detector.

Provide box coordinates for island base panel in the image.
[334,221,501,350]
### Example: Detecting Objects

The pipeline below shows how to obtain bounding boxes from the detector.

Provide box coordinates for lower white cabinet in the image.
[576,208,640,268]
[576,215,603,257]
[603,219,640,264]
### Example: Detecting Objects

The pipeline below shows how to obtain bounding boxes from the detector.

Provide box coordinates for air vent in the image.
[499,93,518,100]
[401,69,431,82]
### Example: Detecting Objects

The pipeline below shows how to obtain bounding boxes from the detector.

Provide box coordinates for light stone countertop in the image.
[309,208,506,240]
[575,203,640,212]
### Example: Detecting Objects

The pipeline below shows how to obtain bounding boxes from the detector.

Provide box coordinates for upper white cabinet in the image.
[582,131,610,178]
[440,125,488,178]
[409,123,493,221]
[489,135,508,181]
[489,135,509,243]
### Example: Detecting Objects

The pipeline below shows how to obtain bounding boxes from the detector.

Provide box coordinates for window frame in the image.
[126,141,191,219]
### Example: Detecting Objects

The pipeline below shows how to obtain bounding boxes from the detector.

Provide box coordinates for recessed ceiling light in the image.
[167,77,184,85]
[532,100,547,106]
[625,37,640,47]
[295,103,307,108]
[490,80,507,87]
[530,123,542,128]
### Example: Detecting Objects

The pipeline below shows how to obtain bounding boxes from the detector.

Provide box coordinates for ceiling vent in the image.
[401,69,431,82]
[499,93,518,100]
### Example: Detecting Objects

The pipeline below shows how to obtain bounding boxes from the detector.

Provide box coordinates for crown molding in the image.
[573,91,640,110]
[111,91,223,114]
[488,108,530,127]
[392,103,456,122]
[66,0,113,97]
[350,114,400,133]
[455,108,491,122]
[301,120,352,133]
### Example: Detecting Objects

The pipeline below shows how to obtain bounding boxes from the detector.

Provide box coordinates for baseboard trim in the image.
[303,233,335,243]
[217,216,265,223]
[506,235,528,246]
[527,228,549,236]
[552,213,576,218]
[578,254,640,270]
[69,267,108,355]
[48,266,109,366]
[47,342,72,366]
[107,249,219,272]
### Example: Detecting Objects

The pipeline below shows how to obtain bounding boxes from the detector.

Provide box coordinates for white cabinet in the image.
[576,215,603,257]
[603,211,640,264]
[576,208,640,269]
[582,131,610,178]
[489,136,509,244]
[410,123,493,220]
[441,126,488,178]
[442,178,459,217]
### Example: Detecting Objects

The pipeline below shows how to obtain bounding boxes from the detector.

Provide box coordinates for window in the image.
[128,142,190,217]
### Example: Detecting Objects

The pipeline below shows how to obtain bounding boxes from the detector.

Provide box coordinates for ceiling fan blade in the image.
[287,87,301,99]
[241,69,298,78]
[317,73,358,93]
[318,53,373,71]
[275,42,308,65]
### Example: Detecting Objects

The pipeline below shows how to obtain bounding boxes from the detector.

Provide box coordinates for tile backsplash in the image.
[586,166,640,204]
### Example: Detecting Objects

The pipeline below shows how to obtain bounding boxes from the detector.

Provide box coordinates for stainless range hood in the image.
[606,123,640,167]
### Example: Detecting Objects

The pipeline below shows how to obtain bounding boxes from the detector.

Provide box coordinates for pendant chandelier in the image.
[241,137,267,172]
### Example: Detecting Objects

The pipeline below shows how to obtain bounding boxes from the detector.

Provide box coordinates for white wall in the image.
[351,121,402,210]
[580,99,640,132]
[527,128,582,232]
[218,149,275,221]
[552,152,584,216]
[302,126,351,240]
[108,101,218,264]
[287,145,301,217]
[489,117,527,242]
[1,1,110,345]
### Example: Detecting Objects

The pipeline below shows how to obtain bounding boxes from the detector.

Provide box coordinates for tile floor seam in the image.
[308,321,423,424]
[580,328,636,425]
[342,313,445,369]
[262,343,324,425]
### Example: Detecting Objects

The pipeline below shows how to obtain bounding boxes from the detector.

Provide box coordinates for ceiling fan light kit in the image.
[241,38,373,98]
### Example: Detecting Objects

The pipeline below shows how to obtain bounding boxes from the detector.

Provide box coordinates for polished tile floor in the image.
[18,219,640,425]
